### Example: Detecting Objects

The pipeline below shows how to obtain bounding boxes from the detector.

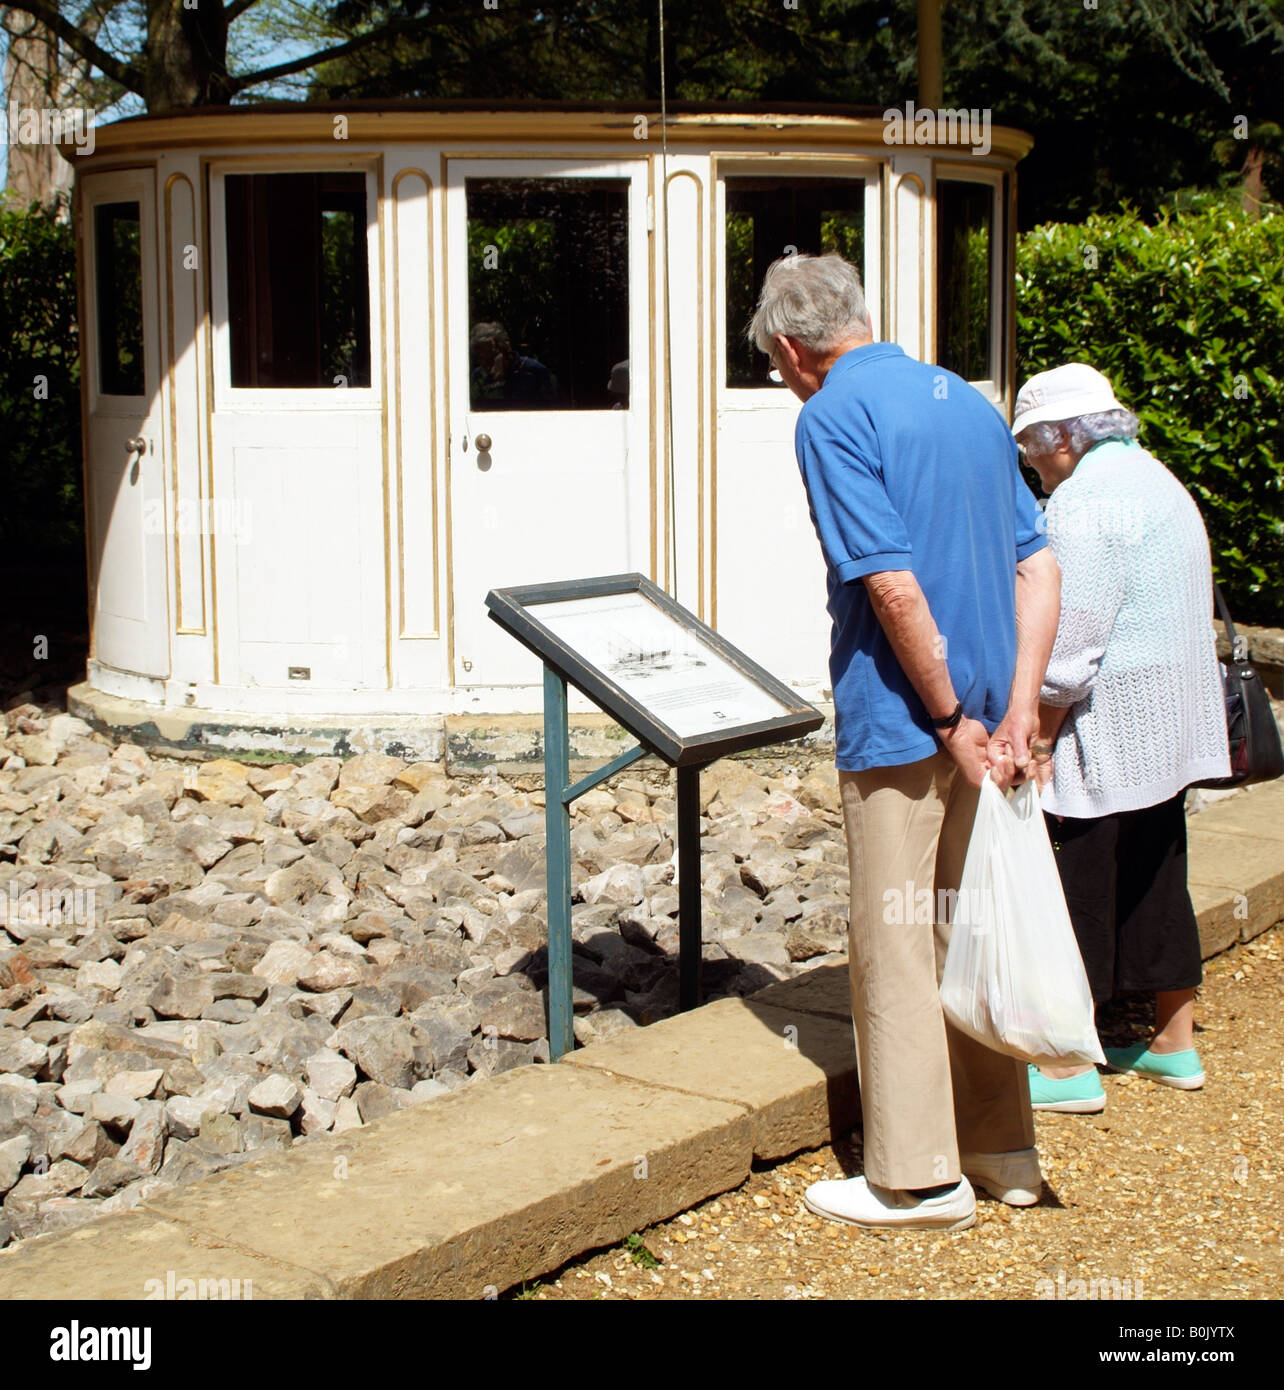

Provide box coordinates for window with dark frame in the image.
[465,177,630,412]
[224,171,371,389]
[724,177,866,389]
[94,202,144,397]
[936,179,995,384]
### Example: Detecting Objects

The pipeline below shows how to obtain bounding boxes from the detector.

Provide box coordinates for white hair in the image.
[1019,408,1141,457]
[747,252,871,356]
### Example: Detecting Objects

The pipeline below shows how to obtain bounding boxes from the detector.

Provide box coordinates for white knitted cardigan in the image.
[1038,439,1231,818]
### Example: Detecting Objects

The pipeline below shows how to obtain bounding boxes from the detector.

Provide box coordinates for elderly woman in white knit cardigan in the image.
[1013,364,1230,1113]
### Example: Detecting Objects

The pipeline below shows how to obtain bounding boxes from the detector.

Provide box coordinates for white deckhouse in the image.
[70,102,1031,758]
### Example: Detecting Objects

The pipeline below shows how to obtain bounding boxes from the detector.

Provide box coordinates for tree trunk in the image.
[2,9,75,210]
[142,0,232,112]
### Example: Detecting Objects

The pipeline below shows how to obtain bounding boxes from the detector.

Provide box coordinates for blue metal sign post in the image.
[490,574,823,1063]
[543,662,656,1060]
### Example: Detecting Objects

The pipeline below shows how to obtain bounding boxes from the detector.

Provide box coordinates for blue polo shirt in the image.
[795,342,1047,771]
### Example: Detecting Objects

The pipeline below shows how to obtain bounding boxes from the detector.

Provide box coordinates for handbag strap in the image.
[1213,581,1249,663]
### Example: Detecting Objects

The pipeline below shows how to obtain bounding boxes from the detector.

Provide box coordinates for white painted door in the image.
[445,158,650,687]
[81,169,169,678]
[714,164,882,693]
[208,161,386,697]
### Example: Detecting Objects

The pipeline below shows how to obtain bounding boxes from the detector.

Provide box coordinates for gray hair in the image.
[1018,409,1141,457]
[747,253,871,356]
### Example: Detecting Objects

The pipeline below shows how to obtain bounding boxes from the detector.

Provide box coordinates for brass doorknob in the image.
[475,434,492,452]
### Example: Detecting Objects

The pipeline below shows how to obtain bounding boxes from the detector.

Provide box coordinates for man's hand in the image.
[987,704,1040,790]
[939,715,992,788]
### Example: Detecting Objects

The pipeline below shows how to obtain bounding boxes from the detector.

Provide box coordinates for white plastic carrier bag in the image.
[939,770,1105,1067]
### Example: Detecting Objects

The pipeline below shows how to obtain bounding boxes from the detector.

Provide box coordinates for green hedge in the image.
[1016,203,1284,627]
[0,204,83,563]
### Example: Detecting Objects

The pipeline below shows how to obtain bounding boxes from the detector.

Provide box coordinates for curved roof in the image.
[78,99,1033,164]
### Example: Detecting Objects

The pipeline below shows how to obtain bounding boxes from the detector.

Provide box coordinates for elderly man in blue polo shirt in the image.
[750,253,1062,1231]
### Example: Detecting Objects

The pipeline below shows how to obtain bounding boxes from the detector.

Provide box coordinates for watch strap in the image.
[931,701,964,730]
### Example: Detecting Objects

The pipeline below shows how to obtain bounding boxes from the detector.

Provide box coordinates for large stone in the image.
[252,940,314,987]
[0,1080,39,1134]
[241,1115,293,1152]
[380,965,454,1013]
[303,1049,357,1103]
[247,1075,301,1120]
[115,1099,166,1172]
[338,754,405,791]
[465,1035,548,1078]
[493,841,547,894]
[80,1157,147,1199]
[723,935,792,968]
[298,1088,336,1135]
[148,974,215,1020]
[0,1032,48,1077]
[88,1092,141,1133]
[103,1068,165,1101]
[579,863,646,907]
[0,1134,31,1193]
[75,959,123,994]
[56,1119,118,1168]
[189,760,256,807]
[572,1008,638,1047]
[54,1077,103,1114]
[290,758,341,800]
[6,1158,87,1202]
[296,951,366,993]
[328,1017,423,1089]
[354,1081,415,1122]
[174,821,235,869]
[264,856,337,909]
[478,989,547,1043]
[330,1095,363,1133]
[406,1005,473,1073]
[164,1095,207,1141]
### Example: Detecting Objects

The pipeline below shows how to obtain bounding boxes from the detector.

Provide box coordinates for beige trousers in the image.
[840,751,1035,1190]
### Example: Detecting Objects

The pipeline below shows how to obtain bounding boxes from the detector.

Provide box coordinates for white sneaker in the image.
[960,1147,1042,1206]
[803,1173,976,1231]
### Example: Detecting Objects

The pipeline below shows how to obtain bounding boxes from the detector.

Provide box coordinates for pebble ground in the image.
[520,928,1283,1300]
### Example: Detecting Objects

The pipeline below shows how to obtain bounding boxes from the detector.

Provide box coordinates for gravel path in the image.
[516,928,1284,1301]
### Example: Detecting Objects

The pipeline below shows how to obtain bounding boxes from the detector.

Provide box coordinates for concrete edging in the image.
[0,779,1280,1299]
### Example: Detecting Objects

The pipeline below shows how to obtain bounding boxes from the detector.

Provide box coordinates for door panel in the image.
[446,160,650,686]
[208,161,385,693]
[81,171,169,678]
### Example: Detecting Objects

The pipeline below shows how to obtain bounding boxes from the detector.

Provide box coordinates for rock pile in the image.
[0,705,849,1248]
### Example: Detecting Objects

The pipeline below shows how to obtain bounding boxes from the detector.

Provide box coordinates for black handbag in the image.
[1191,583,1284,789]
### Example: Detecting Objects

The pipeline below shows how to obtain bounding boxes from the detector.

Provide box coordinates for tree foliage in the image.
[1016,200,1284,624]
[0,202,81,560]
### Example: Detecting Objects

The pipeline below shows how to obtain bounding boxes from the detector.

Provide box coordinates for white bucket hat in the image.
[1012,363,1125,437]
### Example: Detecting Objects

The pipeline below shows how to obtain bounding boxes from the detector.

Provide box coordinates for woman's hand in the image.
[987,704,1040,789]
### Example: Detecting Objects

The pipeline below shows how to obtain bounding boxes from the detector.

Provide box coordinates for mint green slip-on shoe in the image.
[1104,1044,1205,1090]
[1027,1063,1106,1113]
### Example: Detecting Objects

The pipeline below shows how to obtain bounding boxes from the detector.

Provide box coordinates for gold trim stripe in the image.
[391,167,440,640]
[164,171,206,635]
[663,168,705,620]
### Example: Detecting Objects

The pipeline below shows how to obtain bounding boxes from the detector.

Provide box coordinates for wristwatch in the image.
[931,701,964,731]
